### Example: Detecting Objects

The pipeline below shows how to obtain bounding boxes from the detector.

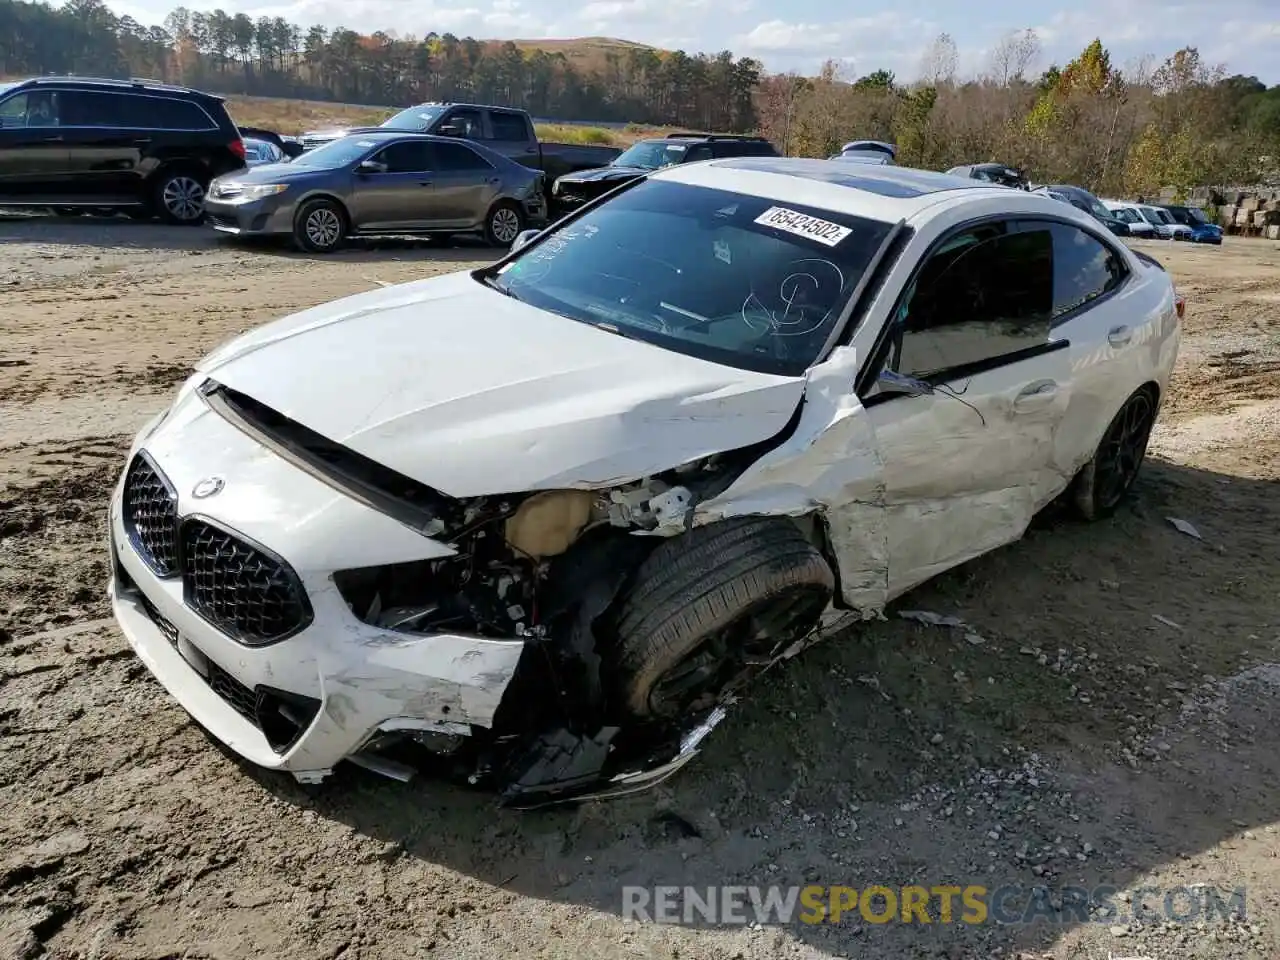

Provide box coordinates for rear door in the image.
[349,139,438,231]
[425,141,500,228]
[57,90,148,200]
[485,109,539,167]
[1016,218,1159,473]
[857,219,1072,598]
[0,89,72,200]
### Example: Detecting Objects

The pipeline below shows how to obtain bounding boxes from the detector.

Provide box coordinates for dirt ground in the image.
[1,214,1278,960]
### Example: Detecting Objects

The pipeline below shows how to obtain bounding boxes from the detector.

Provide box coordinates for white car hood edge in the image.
[198,271,806,497]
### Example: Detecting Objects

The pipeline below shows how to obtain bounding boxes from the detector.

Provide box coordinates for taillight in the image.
[229,138,246,161]
[1175,294,1186,320]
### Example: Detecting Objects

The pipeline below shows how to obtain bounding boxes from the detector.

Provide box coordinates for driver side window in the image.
[0,92,61,128]
[886,221,1055,382]
[372,141,432,173]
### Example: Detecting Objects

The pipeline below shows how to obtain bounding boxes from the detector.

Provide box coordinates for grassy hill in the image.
[223,93,671,146]
[509,36,668,72]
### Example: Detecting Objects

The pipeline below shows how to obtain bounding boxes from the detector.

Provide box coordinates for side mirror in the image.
[356,159,387,175]
[511,229,540,252]
[876,368,934,397]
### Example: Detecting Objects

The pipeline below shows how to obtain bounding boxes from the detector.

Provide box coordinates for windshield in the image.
[1139,207,1164,225]
[289,136,377,168]
[0,82,16,97]
[1186,207,1210,224]
[612,141,690,170]
[1087,200,1112,220]
[381,105,446,131]
[489,179,895,376]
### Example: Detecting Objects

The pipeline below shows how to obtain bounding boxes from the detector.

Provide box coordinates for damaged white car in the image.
[108,158,1183,806]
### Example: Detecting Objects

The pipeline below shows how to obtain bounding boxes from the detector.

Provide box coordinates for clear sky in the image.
[104,0,1280,84]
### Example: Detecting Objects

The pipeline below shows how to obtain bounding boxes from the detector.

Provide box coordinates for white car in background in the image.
[1104,201,1160,238]
[1143,205,1193,241]
[108,157,1183,807]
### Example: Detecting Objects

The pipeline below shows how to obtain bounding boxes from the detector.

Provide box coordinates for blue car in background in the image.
[1157,204,1223,245]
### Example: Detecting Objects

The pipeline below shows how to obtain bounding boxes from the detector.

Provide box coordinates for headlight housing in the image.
[222,183,290,203]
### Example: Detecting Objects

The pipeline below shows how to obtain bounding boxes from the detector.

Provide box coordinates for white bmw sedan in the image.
[108,158,1182,806]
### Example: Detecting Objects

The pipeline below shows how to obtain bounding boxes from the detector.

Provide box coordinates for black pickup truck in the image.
[296,102,621,181]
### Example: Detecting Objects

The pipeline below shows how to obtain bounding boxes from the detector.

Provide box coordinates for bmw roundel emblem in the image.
[191,476,225,499]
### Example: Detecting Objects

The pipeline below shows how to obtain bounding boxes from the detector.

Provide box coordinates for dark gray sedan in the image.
[204,131,548,252]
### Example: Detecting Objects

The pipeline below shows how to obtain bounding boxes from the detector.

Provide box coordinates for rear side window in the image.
[488,111,529,141]
[895,224,1054,378]
[685,145,713,162]
[149,97,213,130]
[430,142,493,172]
[61,91,132,126]
[1043,222,1126,317]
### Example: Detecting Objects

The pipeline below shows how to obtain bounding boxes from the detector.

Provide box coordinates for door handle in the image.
[418,180,432,186]
[133,137,152,145]
[1108,325,1132,347]
[1013,379,1058,412]
[42,135,63,143]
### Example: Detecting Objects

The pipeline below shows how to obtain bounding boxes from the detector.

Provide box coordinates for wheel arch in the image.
[296,192,351,224]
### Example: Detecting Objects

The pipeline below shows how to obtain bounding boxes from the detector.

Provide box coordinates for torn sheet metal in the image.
[694,346,891,613]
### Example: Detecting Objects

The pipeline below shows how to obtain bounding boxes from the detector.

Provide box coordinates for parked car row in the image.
[0,78,611,248]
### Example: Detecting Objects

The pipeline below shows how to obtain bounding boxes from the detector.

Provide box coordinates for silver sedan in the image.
[205,131,548,252]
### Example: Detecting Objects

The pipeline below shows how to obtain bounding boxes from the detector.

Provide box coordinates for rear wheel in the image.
[1070,387,1157,520]
[611,517,834,719]
[293,198,347,253]
[484,201,524,247]
[153,168,208,225]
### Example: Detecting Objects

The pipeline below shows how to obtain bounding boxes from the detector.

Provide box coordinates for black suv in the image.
[549,133,778,214]
[0,76,247,224]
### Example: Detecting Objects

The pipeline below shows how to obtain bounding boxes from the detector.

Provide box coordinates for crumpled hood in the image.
[197,272,804,498]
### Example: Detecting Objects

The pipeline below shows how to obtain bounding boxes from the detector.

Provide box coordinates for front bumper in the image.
[205,196,295,236]
[107,393,527,781]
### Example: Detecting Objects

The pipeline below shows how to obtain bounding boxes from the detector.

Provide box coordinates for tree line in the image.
[2,0,1278,193]
[0,0,760,129]
[756,34,1280,196]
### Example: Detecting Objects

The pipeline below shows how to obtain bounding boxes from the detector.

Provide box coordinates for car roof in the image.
[653,156,1053,222]
[345,130,460,143]
[14,75,221,101]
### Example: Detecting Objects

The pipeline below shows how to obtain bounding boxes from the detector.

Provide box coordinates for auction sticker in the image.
[754,206,852,247]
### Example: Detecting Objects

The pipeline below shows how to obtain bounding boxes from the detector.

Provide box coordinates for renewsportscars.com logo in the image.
[622,884,1248,926]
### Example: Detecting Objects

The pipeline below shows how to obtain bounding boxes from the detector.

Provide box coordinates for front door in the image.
[858,219,1072,599]
[349,140,438,231]
[0,89,72,200]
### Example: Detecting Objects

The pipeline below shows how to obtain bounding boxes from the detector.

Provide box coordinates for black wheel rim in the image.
[1094,392,1154,510]
[647,584,830,719]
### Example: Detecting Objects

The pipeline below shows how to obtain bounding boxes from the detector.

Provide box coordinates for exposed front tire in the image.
[1070,386,1157,520]
[153,168,208,225]
[611,517,834,719]
[293,198,347,253]
[485,200,525,247]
